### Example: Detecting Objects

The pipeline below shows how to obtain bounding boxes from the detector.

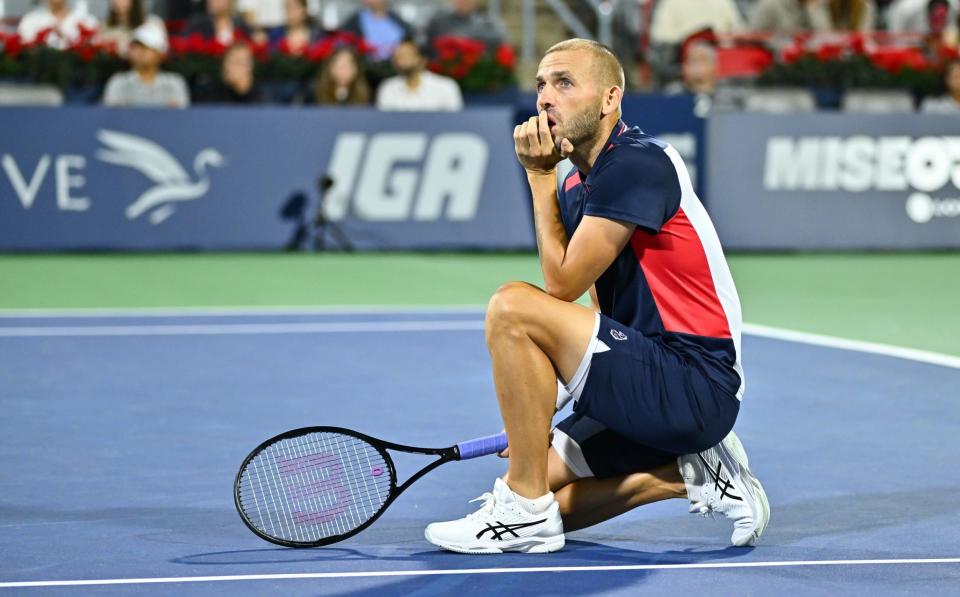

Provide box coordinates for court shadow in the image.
[174,541,745,597]
[173,484,960,567]
[172,540,744,568]
[305,541,747,597]
[618,485,960,546]
[172,547,388,566]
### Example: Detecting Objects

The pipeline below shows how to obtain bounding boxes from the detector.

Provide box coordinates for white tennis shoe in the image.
[424,478,565,554]
[679,431,770,547]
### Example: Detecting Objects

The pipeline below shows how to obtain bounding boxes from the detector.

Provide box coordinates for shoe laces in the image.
[691,500,714,518]
[466,492,496,520]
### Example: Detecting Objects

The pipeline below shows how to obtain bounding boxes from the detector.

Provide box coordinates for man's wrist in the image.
[526,170,557,196]
[526,168,556,180]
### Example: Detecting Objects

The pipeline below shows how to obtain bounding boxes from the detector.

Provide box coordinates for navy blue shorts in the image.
[552,314,740,479]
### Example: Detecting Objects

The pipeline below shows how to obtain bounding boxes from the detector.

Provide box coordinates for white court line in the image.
[742,323,960,370]
[0,312,956,371]
[0,320,486,337]
[3,558,960,588]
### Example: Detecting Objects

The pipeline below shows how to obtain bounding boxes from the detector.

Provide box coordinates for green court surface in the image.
[0,252,957,356]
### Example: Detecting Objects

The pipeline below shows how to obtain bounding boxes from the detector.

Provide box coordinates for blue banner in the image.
[707,112,960,250]
[0,107,534,251]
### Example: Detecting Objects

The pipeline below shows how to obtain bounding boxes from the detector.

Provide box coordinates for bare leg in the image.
[556,463,686,532]
[547,447,686,532]
[486,282,596,499]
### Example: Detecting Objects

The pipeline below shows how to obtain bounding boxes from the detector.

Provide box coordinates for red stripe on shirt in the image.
[564,172,581,192]
[630,208,731,338]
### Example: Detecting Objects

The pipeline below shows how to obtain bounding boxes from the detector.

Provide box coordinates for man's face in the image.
[929,2,949,34]
[535,50,604,149]
[683,45,716,89]
[363,0,387,11]
[452,0,476,15]
[224,46,252,81]
[392,42,422,76]
[208,0,232,17]
[111,0,132,15]
[284,0,306,25]
[129,42,162,70]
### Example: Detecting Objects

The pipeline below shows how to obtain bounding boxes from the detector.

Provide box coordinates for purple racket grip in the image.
[456,432,508,460]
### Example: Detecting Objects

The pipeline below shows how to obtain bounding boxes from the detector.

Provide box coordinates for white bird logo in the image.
[95,129,225,225]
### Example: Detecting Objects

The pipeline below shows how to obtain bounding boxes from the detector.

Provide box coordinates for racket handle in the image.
[456,432,508,460]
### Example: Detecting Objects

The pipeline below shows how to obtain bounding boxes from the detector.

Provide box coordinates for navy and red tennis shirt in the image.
[559,120,744,400]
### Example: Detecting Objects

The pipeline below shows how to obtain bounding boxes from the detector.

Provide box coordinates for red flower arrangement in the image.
[1,28,516,94]
[0,25,126,89]
[760,31,955,95]
[429,35,516,93]
[0,27,379,90]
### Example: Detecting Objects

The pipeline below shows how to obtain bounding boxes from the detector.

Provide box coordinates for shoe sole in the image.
[425,530,565,554]
[722,432,770,547]
[745,474,771,546]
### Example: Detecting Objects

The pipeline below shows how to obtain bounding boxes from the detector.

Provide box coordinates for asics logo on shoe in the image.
[476,519,547,540]
[698,454,743,502]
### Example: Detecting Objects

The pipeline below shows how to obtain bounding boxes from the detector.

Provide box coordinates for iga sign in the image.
[707,113,960,250]
[323,132,487,222]
[0,107,532,251]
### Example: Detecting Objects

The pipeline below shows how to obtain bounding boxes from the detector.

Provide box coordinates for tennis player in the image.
[424,39,770,554]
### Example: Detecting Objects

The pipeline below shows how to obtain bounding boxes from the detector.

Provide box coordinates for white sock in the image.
[515,490,555,515]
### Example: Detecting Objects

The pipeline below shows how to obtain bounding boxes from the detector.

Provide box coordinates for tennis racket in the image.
[234,426,508,547]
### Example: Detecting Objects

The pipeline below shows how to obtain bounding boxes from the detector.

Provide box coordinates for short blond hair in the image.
[544,38,625,91]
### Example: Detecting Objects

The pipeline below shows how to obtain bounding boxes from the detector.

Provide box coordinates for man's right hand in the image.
[498,430,553,458]
[514,111,573,175]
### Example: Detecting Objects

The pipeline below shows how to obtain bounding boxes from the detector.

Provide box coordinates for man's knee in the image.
[485,281,542,343]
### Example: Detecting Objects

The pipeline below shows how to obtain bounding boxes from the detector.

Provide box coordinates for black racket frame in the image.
[234,426,467,548]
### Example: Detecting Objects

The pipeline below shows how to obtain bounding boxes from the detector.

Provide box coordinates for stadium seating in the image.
[743,87,817,113]
[840,89,916,113]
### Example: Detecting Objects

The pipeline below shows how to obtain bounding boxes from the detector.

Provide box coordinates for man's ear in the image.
[601,85,623,117]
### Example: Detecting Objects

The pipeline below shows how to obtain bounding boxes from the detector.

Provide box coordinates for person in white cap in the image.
[102,22,191,108]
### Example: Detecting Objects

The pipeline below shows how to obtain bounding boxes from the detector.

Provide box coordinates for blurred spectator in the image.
[196,42,265,103]
[103,23,190,107]
[238,0,285,31]
[665,41,744,115]
[670,42,718,94]
[17,0,100,46]
[100,0,166,57]
[609,0,651,90]
[828,0,876,31]
[749,0,833,34]
[650,0,744,44]
[340,0,412,63]
[920,59,960,111]
[921,0,960,55]
[184,0,250,44]
[887,0,957,33]
[425,0,506,51]
[155,0,206,21]
[313,46,371,105]
[376,39,462,111]
[268,0,319,54]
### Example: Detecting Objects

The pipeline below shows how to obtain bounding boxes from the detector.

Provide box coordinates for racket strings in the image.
[237,432,392,543]
[239,436,387,542]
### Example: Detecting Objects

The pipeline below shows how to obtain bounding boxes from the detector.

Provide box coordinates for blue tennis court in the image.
[2,309,959,595]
